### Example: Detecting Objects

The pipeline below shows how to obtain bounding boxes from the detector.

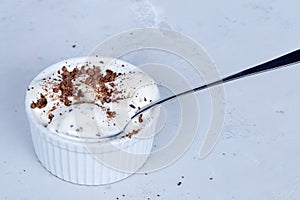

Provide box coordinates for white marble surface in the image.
[1,0,300,199]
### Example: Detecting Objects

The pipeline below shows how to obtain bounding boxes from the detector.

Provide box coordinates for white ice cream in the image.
[26,57,160,139]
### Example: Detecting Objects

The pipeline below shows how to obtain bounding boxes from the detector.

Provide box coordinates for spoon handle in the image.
[133,49,300,118]
[221,49,300,84]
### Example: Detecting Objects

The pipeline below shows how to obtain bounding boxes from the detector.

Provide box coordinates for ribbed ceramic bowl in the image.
[25,57,160,185]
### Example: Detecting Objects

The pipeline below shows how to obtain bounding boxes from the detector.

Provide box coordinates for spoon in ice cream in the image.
[108,49,300,139]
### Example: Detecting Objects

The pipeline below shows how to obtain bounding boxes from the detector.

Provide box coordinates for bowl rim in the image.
[25,56,160,144]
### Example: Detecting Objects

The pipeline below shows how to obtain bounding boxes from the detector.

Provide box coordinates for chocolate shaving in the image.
[138,114,143,123]
[79,66,121,103]
[56,66,79,106]
[77,89,84,98]
[129,104,136,109]
[106,110,116,119]
[64,98,71,106]
[30,63,129,124]
[101,69,117,82]
[31,94,47,109]
[98,82,114,103]
[48,113,54,123]
[122,129,140,139]
[87,68,95,76]
[79,66,86,74]
[30,102,36,109]
[49,106,56,112]
[53,87,59,93]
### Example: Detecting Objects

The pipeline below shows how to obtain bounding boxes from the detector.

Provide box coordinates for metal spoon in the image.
[107,49,300,139]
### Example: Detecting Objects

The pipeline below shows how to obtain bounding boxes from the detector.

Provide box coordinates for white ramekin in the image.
[25,57,159,185]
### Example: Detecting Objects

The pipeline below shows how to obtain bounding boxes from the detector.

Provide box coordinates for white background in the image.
[1,0,300,199]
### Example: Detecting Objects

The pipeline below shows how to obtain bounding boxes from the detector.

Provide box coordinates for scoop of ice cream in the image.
[26,57,160,139]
